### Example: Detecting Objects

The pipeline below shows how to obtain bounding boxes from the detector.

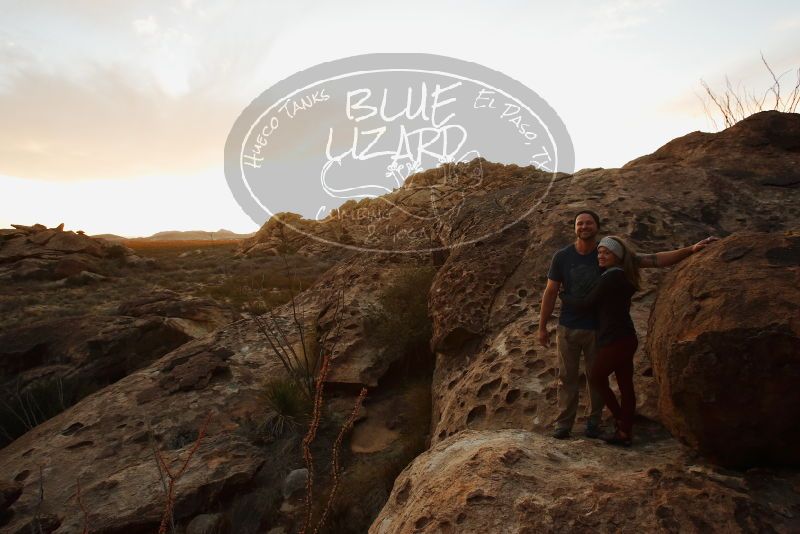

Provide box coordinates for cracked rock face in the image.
[648,232,800,468]
[370,429,800,534]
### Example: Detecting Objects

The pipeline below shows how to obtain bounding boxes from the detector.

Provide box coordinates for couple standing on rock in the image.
[537,210,717,446]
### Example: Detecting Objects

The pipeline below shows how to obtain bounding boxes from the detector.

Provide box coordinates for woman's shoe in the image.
[603,430,632,447]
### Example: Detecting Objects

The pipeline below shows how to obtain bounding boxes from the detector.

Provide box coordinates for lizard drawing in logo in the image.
[319,145,484,224]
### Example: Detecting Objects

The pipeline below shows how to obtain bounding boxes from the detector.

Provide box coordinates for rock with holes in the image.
[2,112,800,533]
[311,252,435,387]
[0,479,22,515]
[370,429,800,533]
[428,111,800,447]
[647,232,800,468]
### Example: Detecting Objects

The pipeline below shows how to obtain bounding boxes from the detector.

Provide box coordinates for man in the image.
[538,210,717,439]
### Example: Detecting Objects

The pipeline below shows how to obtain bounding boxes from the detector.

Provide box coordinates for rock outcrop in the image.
[0,223,150,281]
[370,429,800,533]
[0,290,239,447]
[0,326,278,533]
[1,111,799,533]
[624,109,800,187]
[0,259,431,533]
[647,232,800,468]
[428,111,800,446]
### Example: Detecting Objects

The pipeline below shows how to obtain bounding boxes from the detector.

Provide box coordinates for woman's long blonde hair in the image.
[605,235,641,291]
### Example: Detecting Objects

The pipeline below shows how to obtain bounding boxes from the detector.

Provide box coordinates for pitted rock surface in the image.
[370,429,800,533]
[428,111,800,446]
[312,250,433,387]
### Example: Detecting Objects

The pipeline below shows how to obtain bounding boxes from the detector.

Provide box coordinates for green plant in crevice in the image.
[363,265,437,363]
[261,377,312,437]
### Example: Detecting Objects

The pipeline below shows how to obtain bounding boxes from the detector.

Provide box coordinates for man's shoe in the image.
[552,427,571,440]
[584,424,602,439]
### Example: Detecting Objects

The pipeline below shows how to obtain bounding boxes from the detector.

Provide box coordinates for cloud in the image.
[0,61,242,181]
[132,15,158,35]
[0,0,300,182]
[773,16,800,32]
[585,0,668,39]
[657,89,708,118]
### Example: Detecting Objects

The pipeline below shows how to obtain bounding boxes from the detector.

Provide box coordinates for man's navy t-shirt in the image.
[547,244,601,329]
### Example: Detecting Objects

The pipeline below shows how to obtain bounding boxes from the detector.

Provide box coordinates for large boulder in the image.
[370,429,800,533]
[647,232,800,467]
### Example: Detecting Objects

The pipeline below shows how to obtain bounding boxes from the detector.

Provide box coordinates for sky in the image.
[1,0,798,237]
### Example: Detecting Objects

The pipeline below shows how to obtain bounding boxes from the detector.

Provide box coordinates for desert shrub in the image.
[104,244,129,260]
[363,266,436,363]
[700,54,800,129]
[204,270,315,314]
[260,377,312,437]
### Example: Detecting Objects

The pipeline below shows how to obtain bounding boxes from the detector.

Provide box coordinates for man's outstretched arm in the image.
[636,236,718,268]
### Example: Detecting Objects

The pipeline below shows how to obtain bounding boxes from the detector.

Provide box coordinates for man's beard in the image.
[577,230,597,242]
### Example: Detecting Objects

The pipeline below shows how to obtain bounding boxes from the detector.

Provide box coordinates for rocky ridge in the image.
[0,223,152,282]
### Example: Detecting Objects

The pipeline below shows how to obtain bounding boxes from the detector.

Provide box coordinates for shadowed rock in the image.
[648,232,800,468]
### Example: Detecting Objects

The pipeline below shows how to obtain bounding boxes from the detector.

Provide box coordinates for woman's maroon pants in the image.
[589,335,638,435]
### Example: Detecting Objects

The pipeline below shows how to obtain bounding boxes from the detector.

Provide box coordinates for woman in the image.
[559,235,640,446]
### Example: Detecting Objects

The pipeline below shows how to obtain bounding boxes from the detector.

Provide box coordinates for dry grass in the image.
[700,53,800,129]
[0,240,332,333]
[124,239,242,252]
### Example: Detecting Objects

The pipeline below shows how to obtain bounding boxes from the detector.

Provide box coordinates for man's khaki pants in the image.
[554,325,604,431]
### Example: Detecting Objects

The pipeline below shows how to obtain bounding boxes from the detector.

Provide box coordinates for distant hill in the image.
[91,233,128,242]
[139,229,256,241]
[91,229,256,241]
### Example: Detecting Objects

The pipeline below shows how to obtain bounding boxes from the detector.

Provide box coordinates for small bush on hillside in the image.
[700,54,800,129]
[260,377,312,437]
[204,270,314,314]
[363,266,436,361]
